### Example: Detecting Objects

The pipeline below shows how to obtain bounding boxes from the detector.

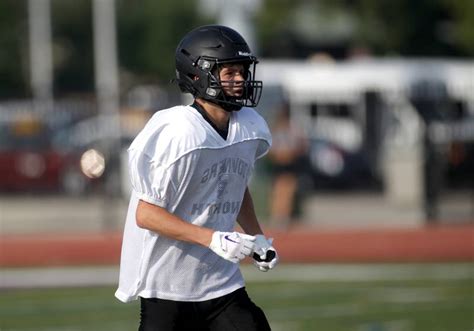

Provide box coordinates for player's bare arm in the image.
[136,199,213,247]
[237,187,280,270]
[236,187,265,236]
[136,199,257,264]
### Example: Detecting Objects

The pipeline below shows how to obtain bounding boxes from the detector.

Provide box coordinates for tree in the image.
[117,0,212,89]
[354,0,474,57]
[0,0,472,99]
[445,0,474,54]
[0,1,28,98]
[255,0,474,59]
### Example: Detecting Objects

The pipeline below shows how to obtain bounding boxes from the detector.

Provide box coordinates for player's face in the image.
[219,64,246,97]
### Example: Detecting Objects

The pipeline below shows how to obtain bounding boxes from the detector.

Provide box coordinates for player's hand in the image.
[252,235,279,272]
[209,231,256,263]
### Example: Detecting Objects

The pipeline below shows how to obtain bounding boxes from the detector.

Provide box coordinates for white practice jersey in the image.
[115,105,271,303]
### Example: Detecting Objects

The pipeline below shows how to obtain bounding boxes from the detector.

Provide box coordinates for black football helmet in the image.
[175,25,263,111]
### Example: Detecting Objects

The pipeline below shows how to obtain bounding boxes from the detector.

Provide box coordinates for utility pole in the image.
[92,0,122,229]
[28,0,54,115]
[216,0,261,54]
[92,0,121,170]
[93,0,120,119]
[199,0,261,54]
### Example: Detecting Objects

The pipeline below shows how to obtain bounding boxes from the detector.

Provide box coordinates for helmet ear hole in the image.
[180,49,191,57]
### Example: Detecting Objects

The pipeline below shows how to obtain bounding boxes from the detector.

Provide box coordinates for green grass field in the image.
[1,263,472,331]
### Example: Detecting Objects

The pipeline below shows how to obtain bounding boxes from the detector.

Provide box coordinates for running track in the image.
[1,225,473,267]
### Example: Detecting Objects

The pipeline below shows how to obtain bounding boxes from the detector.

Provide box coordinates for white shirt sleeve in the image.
[127,148,178,208]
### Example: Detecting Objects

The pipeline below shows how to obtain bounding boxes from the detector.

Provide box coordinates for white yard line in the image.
[242,263,473,283]
[0,266,119,289]
[1,263,472,289]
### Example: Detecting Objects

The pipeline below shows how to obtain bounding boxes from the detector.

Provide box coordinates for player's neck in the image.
[195,98,230,130]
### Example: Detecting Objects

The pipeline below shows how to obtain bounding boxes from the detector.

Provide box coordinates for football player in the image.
[115,25,279,330]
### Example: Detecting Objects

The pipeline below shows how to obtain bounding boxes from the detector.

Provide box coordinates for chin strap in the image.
[219,101,242,112]
[202,96,243,112]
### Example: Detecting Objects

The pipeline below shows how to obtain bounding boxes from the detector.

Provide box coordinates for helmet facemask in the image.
[196,59,262,112]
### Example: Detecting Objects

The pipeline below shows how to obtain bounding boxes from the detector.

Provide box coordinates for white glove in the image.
[209,231,256,263]
[252,234,279,272]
